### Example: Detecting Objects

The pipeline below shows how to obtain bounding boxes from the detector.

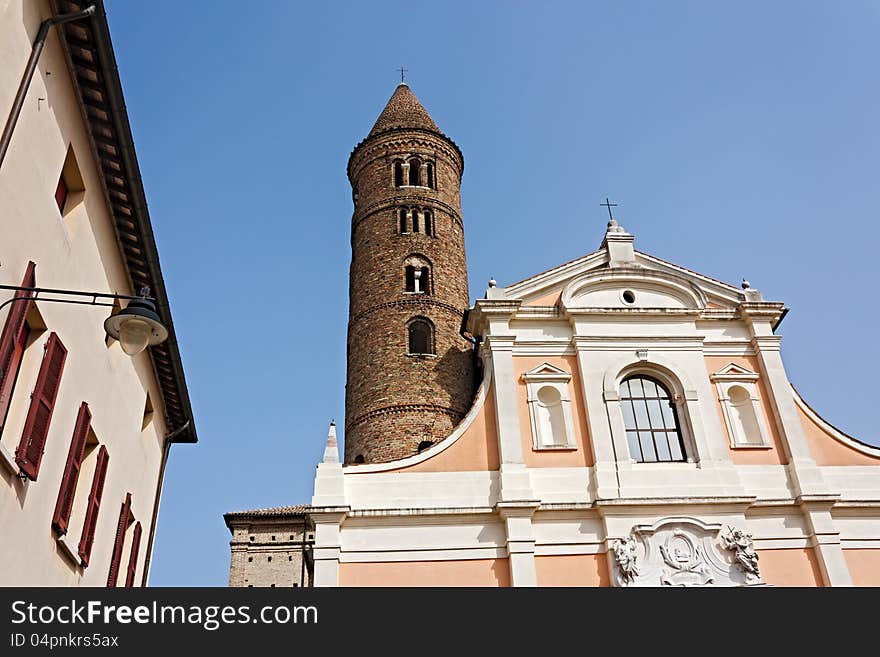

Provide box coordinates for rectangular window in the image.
[15,332,67,480]
[78,445,109,567]
[0,262,36,435]
[52,402,92,535]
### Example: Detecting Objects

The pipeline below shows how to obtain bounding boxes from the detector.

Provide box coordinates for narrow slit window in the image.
[424,211,433,236]
[408,157,421,186]
[394,160,404,187]
[399,208,408,234]
[426,162,435,189]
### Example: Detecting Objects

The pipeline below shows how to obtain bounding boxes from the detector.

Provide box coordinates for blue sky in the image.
[102,1,880,585]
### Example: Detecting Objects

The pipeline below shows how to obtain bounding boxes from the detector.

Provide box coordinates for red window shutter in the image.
[15,332,67,480]
[107,492,132,587]
[51,402,91,535]
[125,522,142,588]
[78,445,108,567]
[55,175,68,213]
[0,262,36,418]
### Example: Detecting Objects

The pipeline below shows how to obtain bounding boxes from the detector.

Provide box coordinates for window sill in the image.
[56,533,84,569]
[0,442,19,476]
[729,443,774,450]
[406,353,436,359]
[533,445,578,451]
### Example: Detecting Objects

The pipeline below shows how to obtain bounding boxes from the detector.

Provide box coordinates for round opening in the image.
[622,290,636,304]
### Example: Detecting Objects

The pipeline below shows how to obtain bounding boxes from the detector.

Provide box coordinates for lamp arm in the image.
[0,285,154,314]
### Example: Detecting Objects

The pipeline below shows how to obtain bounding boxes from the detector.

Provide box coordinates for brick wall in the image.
[227,517,313,588]
[344,127,477,464]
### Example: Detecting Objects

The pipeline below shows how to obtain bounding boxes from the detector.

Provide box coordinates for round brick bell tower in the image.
[344,83,476,464]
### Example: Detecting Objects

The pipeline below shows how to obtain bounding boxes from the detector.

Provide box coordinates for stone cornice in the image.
[349,298,465,326]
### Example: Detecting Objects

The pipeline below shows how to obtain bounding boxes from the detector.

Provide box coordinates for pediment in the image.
[521,362,571,381]
[710,363,760,381]
[504,248,745,311]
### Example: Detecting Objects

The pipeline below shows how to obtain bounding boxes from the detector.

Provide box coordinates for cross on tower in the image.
[600,197,618,221]
[398,66,408,83]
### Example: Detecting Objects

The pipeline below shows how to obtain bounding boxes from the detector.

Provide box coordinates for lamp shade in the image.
[103,296,168,356]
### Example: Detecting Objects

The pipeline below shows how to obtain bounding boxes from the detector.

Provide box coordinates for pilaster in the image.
[799,496,852,587]
[497,502,540,587]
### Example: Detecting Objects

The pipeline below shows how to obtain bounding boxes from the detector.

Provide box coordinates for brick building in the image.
[224,506,313,588]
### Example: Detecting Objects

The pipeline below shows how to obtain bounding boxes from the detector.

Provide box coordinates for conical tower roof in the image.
[368,82,441,137]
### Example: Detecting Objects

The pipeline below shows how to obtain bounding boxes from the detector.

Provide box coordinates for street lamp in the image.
[0,283,168,356]
[103,291,168,356]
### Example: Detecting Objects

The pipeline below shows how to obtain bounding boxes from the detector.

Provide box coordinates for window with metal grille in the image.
[407,318,434,355]
[620,375,685,463]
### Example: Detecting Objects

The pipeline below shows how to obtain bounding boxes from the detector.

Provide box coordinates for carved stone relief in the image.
[610,517,766,587]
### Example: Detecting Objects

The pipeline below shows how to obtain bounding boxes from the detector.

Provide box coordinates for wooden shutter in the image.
[15,332,66,480]
[51,402,91,535]
[125,522,142,588]
[78,445,108,567]
[0,262,36,408]
[107,492,132,587]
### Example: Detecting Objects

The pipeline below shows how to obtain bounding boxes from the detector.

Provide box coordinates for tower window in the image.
[405,265,430,293]
[394,160,404,187]
[426,162,435,189]
[417,440,433,453]
[408,157,421,186]
[407,317,434,355]
[412,211,420,234]
[620,375,686,463]
[354,454,365,464]
[424,210,433,236]
[399,208,408,234]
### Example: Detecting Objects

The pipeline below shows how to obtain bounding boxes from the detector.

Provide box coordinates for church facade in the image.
[235,82,880,587]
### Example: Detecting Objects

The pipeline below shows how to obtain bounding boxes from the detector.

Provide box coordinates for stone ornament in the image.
[720,526,760,582]
[610,517,767,587]
[610,536,640,585]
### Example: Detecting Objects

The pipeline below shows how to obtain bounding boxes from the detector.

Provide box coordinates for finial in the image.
[398,66,408,83]
[741,278,750,290]
[330,419,336,426]
[488,276,497,288]
[323,420,339,464]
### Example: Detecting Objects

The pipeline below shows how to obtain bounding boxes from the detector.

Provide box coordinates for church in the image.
[226,82,880,587]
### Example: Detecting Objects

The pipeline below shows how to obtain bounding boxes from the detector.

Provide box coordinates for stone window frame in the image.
[390,156,438,190]
[522,363,577,451]
[710,364,773,449]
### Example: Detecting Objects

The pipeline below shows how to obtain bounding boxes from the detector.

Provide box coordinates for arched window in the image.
[412,211,421,234]
[417,440,433,453]
[620,375,685,463]
[393,160,404,187]
[404,257,431,294]
[408,157,421,186]
[423,210,433,236]
[354,454,365,464]
[407,318,434,355]
[399,208,408,234]
[426,162,435,189]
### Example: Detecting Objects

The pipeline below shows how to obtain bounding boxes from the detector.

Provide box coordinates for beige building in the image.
[0,0,197,586]
[225,506,313,588]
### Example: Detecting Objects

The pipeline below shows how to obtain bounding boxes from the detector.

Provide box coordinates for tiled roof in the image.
[368,83,441,137]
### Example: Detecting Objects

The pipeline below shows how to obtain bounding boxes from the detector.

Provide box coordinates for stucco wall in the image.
[0,0,169,586]
[338,558,511,587]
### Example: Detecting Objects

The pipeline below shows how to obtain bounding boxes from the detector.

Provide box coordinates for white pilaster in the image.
[310,509,348,588]
[800,496,853,587]
[498,502,539,587]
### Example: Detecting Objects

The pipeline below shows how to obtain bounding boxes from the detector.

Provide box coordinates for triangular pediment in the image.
[500,247,746,310]
[710,363,760,381]
[522,362,571,381]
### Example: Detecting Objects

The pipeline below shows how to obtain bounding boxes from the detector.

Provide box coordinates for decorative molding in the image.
[711,363,773,449]
[610,517,767,587]
[522,363,577,450]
